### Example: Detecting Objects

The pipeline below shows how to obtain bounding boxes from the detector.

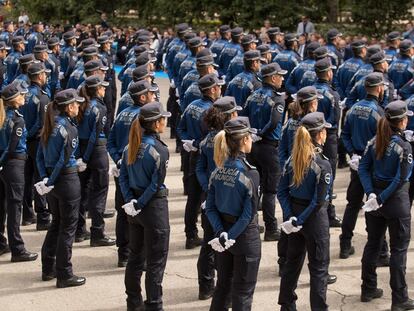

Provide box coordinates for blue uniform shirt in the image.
[66,65,85,90]
[166,38,186,80]
[225,53,244,85]
[225,70,262,106]
[345,63,373,97]
[210,38,229,65]
[180,69,199,100]
[5,50,22,84]
[314,79,340,128]
[218,41,242,77]
[59,45,77,79]
[285,58,315,95]
[273,49,301,81]
[400,78,414,100]
[388,55,414,90]
[279,117,301,168]
[26,31,43,54]
[116,91,134,116]
[335,56,364,99]
[177,55,197,96]
[384,47,398,63]
[181,81,202,112]
[196,130,218,192]
[406,95,414,130]
[171,49,191,87]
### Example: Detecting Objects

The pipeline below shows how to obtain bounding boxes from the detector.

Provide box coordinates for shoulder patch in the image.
[277,104,284,114]
[324,172,331,185]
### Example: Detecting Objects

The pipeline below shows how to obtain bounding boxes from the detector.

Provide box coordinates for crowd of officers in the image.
[0,18,414,311]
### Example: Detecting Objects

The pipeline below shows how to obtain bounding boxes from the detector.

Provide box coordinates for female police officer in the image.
[205,117,261,311]
[358,100,414,311]
[119,101,170,311]
[0,81,38,262]
[277,112,332,311]
[36,89,86,288]
[76,75,115,247]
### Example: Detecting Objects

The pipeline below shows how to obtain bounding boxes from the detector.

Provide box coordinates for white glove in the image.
[201,201,206,210]
[362,193,381,213]
[109,164,120,177]
[77,159,87,172]
[35,178,54,196]
[280,217,302,234]
[339,98,347,109]
[220,232,235,250]
[122,199,140,217]
[252,134,262,143]
[175,88,179,97]
[208,237,225,252]
[405,130,414,142]
[170,80,175,88]
[182,139,198,152]
[58,72,64,80]
[348,154,361,171]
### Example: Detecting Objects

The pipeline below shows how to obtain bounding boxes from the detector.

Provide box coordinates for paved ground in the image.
[1,77,414,311]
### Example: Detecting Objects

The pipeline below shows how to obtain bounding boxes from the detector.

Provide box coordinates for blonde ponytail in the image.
[213,130,229,168]
[0,98,5,128]
[127,118,143,165]
[291,126,315,187]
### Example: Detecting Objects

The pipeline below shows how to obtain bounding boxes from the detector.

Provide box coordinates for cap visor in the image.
[249,128,258,134]
[317,93,324,99]
[75,96,85,103]
[216,79,225,86]
[44,69,52,73]
[235,105,243,111]
[161,111,172,118]
[324,122,332,129]
[149,86,159,92]
[278,69,288,75]
[407,110,414,117]
[101,81,110,87]
[100,66,109,71]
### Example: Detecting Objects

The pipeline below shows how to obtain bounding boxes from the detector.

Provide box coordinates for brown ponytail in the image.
[127,115,157,165]
[0,98,5,128]
[291,126,315,187]
[375,117,400,159]
[77,85,92,123]
[40,101,58,145]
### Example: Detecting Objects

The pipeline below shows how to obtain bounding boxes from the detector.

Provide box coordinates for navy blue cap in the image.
[300,112,332,132]
[213,96,242,114]
[183,32,196,42]
[137,35,151,45]
[257,44,272,55]
[313,46,329,59]
[55,89,85,106]
[97,35,110,45]
[129,80,158,96]
[196,48,216,59]
[327,28,342,40]
[315,58,336,72]
[84,59,108,72]
[132,65,153,81]
[387,31,402,41]
[369,51,386,65]
[140,101,171,121]
[135,52,157,66]
[261,62,287,77]
[134,45,150,56]
[0,41,10,50]
[80,38,99,48]
[267,27,283,36]
[198,73,225,91]
[188,37,206,48]
[385,100,414,120]
[306,41,321,54]
[176,23,190,34]
[28,62,51,76]
[47,37,60,47]
[351,39,366,49]
[400,39,413,52]
[244,50,261,61]
[63,31,78,41]
[19,54,36,65]
[364,72,386,87]
[85,75,109,88]
[231,27,244,37]
[1,81,28,101]
[219,25,231,33]
[284,33,298,43]
[82,46,98,57]
[366,45,382,58]
[224,117,257,135]
[296,86,323,103]
[241,34,258,45]
[33,44,50,53]
[12,36,27,45]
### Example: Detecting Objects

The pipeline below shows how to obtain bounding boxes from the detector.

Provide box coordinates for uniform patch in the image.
[72,138,77,148]
[16,128,23,137]
[324,173,331,185]
[102,116,107,126]
[165,159,169,168]
[408,154,413,164]
[277,105,284,113]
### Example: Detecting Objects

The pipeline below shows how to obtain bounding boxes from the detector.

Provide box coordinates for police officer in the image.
[0,82,38,262]
[267,27,284,60]
[0,41,10,88]
[384,31,402,63]
[278,112,332,311]
[210,25,230,65]
[273,33,301,82]
[60,30,79,89]
[21,62,51,230]
[33,44,60,99]
[218,27,243,77]
[26,22,44,54]
[313,58,342,227]
[326,28,344,70]
[165,23,190,83]
[14,54,36,89]
[119,102,170,311]
[5,36,26,85]
[206,117,261,311]
[0,21,14,46]
[358,100,414,310]
[67,47,101,90]
[257,44,273,64]
[47,37,62,99]
[196,96,241,300]
[119,45,151,84]
[36,89,85,288]
[178,73,224,249]
[225,50,262,106]
[107,80,156,266]
[75,75,115,247]
[296,46,329,90]
[243,63,286,240]
[388,40,414,92]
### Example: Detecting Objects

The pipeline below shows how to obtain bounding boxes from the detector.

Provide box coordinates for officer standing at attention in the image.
[26,22,44,54]
[358,100,414,311]
[267,27,285,60]
[59,31,79,89]
[33,44,60,99]
[0,21,14,46]
[384,31,402,63]
[0,42,10,88]
[0,82,38,262]
[5,36,26,85]
[209,25,231,65]
[326,28,344,70]
[273,33,301,82]
[278,112,332,311]
[178,73,224,249]
[313,58,342,227]
[47,37,62,99]
[76,75,115,248]
[14,54,36,89]
[36,89,85,288]
[243,63,287,241]
[119,102,170,311]
[388,40,414,92]
[21,62,51,231]
[218,27,243,78]
[107,80,156,266]
[206,117,261,311]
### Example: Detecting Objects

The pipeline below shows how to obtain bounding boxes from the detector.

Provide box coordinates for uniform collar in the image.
[317,78,331,85]
[144,130,160,140]
[366,94,379,103]
[202,95,215,103]
[314,143,323,153]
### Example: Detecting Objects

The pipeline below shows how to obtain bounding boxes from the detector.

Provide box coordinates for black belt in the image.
[79,138,107,146]
[6,153,27,160]
[132,188,169,199]
[291,197,311,206]
[220,213,258,224]
[47,166,78,175]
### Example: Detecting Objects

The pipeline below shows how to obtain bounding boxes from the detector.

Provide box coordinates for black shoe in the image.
[392,298,414,311]
[338,161,349,169]
[185,236,202,249]
[75,231,91,243]
[327,274,337,285]
[22,218,36,226]
[264,229,280,241]
[329,216,342,228]
[199,287,214,300]
[259,225,265,233]
[332,193,337,200]
[36,222,50,231]
[118,259,128,268]
[340,245,355,259]
[103,210,116,218]
[361,288,383,302]
[127,303,145,311]
[11,251,38,262]
[377,255,390,267]
[0,245,10,256]
[42,271,56,281]
[90,236,116,247]
[56,275,86,288]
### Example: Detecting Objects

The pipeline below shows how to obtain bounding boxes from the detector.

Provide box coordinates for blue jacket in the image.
[388,55,414,90]
[171,49,191,87]
[225,70,262,106]
[181,81,202,112]
[5,50,22,84]
[66,65,85,90]
[177,54,197,96]
[243,83,285,141]
[205,154,260,240]
[225,54,244,85]
[405,95,414,130]
[119,132,169,207]
[279,117,301,168]
[400,78,414,100]
[118,57,135,82]
[285,58,315,95]
[314,79,340,128]
[25,31,43,54]
[341,95,384,155]
[326,44,343,69]
[278,149,331,224]
[59,45,77,80]
[116,91,134,116]
[273,49,301,80]
[20,83,49,139]
[177,96,213,147]
[0,31,11,45]
[119,62,136,96]
[77,97,107,162]
[218,41,242,77]
[0,107,27,166]
[107,102,143,164]
[36,114,78,186]
[359,133,412,211]
[269,42,283,60]
[165,38,186,80]
[14,73,30,89]
[196,130,218,192]
[210,38,229,65]
[335,56,364,99]
[298,68,317,89]
[384,47,398,63]
[345,63,373,96]
[47,53,61,98]
[180,69,199,100]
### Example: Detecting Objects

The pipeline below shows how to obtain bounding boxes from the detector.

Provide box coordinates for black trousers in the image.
[41,172,80,280]
[323,130,338,219]
[181,149,190,192]
[0,159,26,255]
[279,206,330,311]
[77,145,109,240]
[337,108,348,163]
[125,196,170,311]
[210,221,261,311]
[184,152,203,239]
[23,139,49,223]
[115,177,129,260]
[248,141,280,232]
[361,186,411,304]
[197,210,216,292]
[167,87,178,135]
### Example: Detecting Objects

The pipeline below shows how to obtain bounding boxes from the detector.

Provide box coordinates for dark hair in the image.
[77,85,94,123]
[40,101,66,144]
[203,106,231,131]
[243,59,256,70]
[375,116,403,159]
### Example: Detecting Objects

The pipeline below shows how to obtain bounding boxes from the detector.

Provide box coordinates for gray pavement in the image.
[1,77,413,310]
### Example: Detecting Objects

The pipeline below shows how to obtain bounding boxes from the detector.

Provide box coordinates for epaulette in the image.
[14,109,23,117]
[242,157,256,170]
